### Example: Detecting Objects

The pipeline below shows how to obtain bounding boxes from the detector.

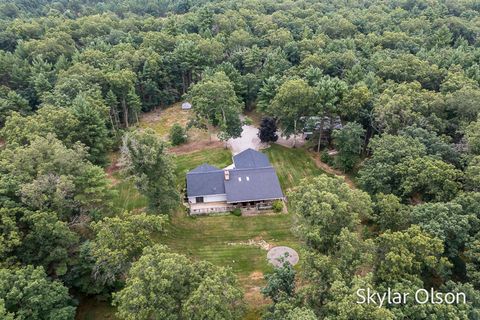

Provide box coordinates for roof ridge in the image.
[187,170,223,175]
[230,166,274,171]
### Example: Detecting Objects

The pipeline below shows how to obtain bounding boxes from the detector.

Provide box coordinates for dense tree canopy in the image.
[0,266,76,320]
[0,0,479,318]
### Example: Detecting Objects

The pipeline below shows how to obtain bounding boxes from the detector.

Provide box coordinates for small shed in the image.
[181,102,192,110]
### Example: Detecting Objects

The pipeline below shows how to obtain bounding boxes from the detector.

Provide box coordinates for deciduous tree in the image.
[0,266,76,320]
[122,130,179,213]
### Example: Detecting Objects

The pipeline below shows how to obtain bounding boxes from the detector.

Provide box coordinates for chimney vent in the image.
[224,170,230,180]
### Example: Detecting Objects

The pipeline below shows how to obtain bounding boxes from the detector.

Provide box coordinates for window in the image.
[195,197,204,203]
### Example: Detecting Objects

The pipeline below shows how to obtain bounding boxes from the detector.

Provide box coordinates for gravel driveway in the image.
[228,124,263,154]
[227,122,306,154]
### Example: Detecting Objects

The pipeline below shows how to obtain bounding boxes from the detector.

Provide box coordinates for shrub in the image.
[321,150,334,166]
[170,123,187,146]
[272,200,283,213]
[231,208,242,216]
[258,117,278,143]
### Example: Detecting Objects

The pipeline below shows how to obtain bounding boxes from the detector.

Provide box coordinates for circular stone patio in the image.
[267,246,299,267]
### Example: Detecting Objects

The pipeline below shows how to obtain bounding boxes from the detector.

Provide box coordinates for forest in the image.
[0,0,479,319]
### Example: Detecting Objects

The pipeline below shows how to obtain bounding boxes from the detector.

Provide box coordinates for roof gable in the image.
[233,148,271,169]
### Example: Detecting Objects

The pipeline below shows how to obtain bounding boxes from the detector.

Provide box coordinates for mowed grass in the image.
[106,145,326,276]
[111,173,148,212]
[162,213,298,276]
[264,144,326,191]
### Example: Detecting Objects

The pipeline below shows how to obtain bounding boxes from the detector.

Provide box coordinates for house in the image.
[186,149,284,215]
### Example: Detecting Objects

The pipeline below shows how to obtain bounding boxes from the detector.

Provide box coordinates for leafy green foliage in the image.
[88,212,166,287]
[122,129,179,213]
[373,193,411,232]
[0,134,112,219]
[1,0,479,317]
[374,226,450,285]
[269,78,314,142]
[18,211,78,276]
[261,259,296,303]
[258,116,278,143]
[169,123,187,146]
[290,175,372,254]
[187,71,243,141]
[0,266,76,320]
[466,232,480,289]
[411,202,471,257]
[466,156,480,192]
[271,200,283,213]
[358,134,427,196]
[113,245,244,320]
[466,118,480,155]
[332,122,364,171]
[182,268,244,320]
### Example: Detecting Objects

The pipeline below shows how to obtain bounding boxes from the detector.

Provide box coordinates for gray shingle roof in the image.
[233,148,271,168]
[189,163,220,173]
[186,164,225,197]
[224,167,283,203]
[186,150,283,202]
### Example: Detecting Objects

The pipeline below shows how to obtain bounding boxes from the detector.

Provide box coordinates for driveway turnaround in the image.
[228,124,262,154]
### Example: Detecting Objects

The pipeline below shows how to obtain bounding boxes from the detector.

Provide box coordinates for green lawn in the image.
[162,212,298,275]
[264,144,326,191]
[110,173,148,212]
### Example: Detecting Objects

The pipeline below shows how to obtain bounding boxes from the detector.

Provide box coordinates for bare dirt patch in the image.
[241,272,270,309]
[227,237,273,251]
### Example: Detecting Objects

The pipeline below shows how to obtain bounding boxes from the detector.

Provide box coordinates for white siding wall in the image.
[188,194,227,204]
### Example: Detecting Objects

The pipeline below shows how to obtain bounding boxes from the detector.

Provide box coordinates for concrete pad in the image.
[267,246,299,267]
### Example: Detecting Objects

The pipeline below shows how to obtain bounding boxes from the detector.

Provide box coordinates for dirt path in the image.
[311,153,356,189]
